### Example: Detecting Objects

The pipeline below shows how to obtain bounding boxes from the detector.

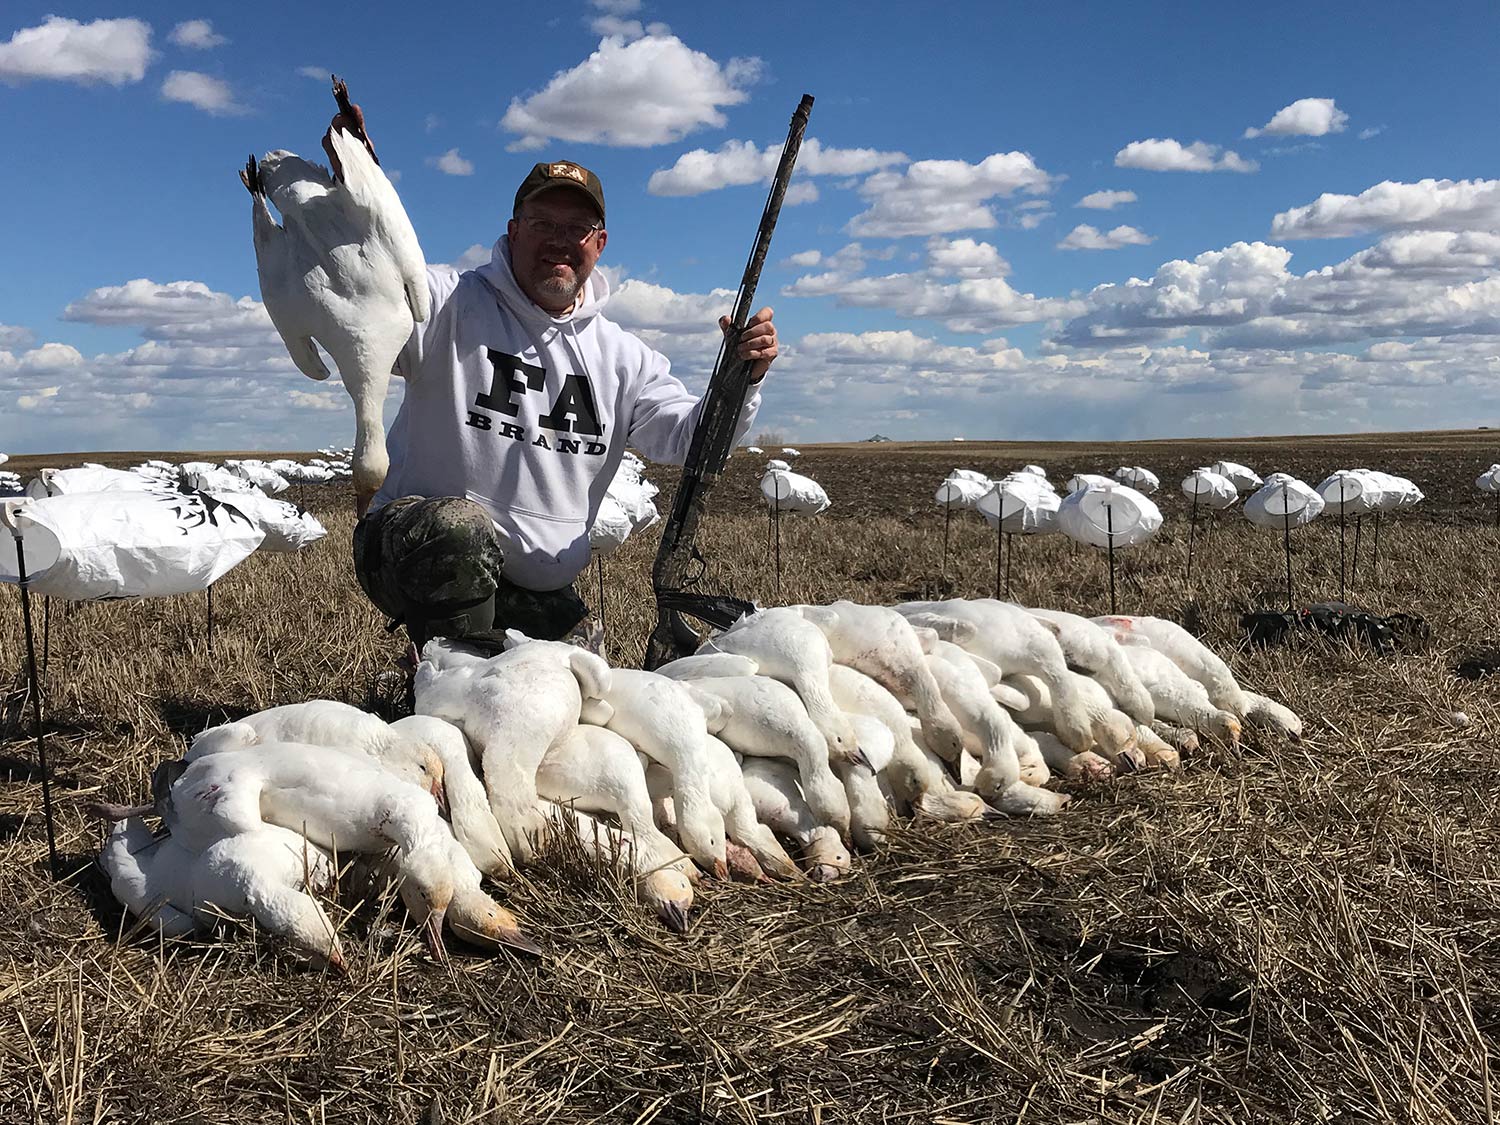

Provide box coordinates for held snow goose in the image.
[737,757,852,882]
[241,78,429,515]
[699,608,861,766]
[827,664,997,824]
[415,637,609,866]
[99,817,347,970]
[673,674,852,839]
[793,602,966,764]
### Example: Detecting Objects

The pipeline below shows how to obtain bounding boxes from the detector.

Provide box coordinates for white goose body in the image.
[827,664,994,823]
[189,700,446,811]
[1026,608,1155,724]
[591,668,729,879]
[415,639,608,865]
[737,757,851,882]
[242,82,428,511]
[794,602,966,761]
[100,817,345,968]
[676,674,851,839]
[699,608,859,765]
[537,725,694,878]
[1112,644,1242,745]
[921,645,1067,814]
[1094,615,1249,717]
[896,599,1135,759]
[840,714,893,851]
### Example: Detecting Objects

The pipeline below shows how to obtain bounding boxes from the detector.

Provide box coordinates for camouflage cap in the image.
[513,161,606,222]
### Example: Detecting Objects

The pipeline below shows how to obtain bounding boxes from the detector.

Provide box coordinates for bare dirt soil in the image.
[1,432,1497,1123]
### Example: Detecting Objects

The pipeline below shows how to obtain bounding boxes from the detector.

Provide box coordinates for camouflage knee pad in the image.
[354,496,505,644]
[354,495,591,646]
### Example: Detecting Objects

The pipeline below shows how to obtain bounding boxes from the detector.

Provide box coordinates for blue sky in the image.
[1,0,1498,453]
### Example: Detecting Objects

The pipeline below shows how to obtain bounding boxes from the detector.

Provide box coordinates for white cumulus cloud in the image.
[1271,178,1500,239]
[168,20,226,49]
[428,148,474,176]
[0,16,151,86]
[0,325,35,349]
[847,152,1059,238]
[501,34,761,150]
[1114,138,1258,174]
[161,70,242,115]
[1056,224,1154,251]
[1077,190,1137,210]
[17,385,60,410]
[1244,97,1348,139]
[450,244,492,270]
[647,137,909,195]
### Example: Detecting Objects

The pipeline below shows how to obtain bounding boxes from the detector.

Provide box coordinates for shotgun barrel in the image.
[643,94,814,669]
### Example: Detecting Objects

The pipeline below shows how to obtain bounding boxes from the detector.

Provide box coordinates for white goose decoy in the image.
[827,664,997,823]
[242,78,429,514]
[793,602,966,763]
[699,608,860,766]
[676,675,851,840]
[737,757,851,882]
[99,817,347,970]
[415,637,608,866]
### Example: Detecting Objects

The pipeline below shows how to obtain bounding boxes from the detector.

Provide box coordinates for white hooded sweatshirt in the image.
[371,236,762,591]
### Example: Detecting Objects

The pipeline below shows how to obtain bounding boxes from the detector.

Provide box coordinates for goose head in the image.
[801,826,851,883]
[724,841,769,883]
[446,887,542,957]
[396,844,457,961]
[673,791,728,880]
[639,868,694,933]
[1206,710,1242,747]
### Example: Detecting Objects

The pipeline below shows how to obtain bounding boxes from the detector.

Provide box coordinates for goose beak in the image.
[325,946,349,975]
[657,901,690,934]
[423,910,449,963]
[807,863,841,883]
[710,858,729,881]
[853,746,875,772]
[430,780,449,816]
[980,805,1007,823]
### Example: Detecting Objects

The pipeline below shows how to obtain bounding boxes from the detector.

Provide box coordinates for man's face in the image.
[507,188,607,314]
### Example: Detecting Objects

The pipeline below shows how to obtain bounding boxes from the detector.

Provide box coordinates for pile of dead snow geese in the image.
[92,599,1300,970]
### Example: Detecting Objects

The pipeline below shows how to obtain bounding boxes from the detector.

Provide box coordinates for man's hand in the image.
[719,306,778,384]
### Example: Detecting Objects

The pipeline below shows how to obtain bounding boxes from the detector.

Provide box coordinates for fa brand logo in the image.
[475,349,603,437]
[549,163,586,184]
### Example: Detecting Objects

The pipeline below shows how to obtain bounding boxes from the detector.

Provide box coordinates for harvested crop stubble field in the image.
[1,430,1498,1124]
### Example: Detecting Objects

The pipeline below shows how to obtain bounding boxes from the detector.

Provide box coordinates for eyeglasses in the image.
[519,215,605,244]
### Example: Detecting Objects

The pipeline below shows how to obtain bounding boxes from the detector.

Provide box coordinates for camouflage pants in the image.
[353,496,592,648]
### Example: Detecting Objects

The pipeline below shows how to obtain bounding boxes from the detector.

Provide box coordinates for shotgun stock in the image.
[643,94,814,669]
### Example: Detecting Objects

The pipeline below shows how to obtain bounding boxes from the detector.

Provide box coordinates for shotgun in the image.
[643,93,814,670]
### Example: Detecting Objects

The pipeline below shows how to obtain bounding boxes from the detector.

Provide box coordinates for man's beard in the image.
[534,266,583,306]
